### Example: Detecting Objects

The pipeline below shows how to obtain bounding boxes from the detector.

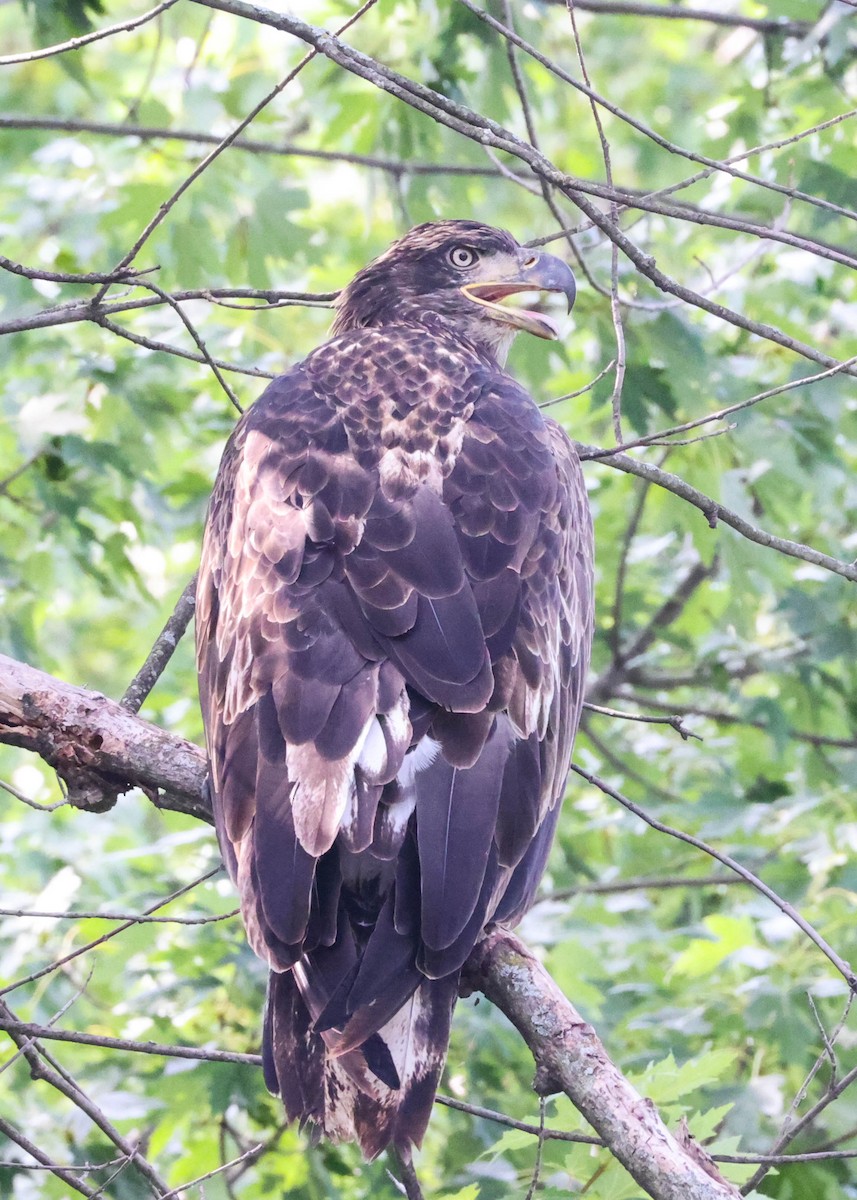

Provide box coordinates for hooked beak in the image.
[460,251,576,340]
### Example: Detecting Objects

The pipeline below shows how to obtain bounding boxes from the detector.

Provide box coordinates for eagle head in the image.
[332,220,576,363]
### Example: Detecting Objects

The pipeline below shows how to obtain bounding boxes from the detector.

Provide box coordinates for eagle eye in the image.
[448,245,478,269]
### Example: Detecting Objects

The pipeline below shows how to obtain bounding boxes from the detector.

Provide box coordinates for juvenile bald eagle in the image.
[196,220,593,1158]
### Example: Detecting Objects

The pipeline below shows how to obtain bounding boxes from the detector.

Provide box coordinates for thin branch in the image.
[3,1020,851,1172]
[591,557,718,702]
[538,359,615,408]
[545,0,809,36]
[542,873,741,900]
[634,108,857,213]
[157,1142,266,1200]
[585,356,857,458]
[741,1061,857,1192]
[614,557,717,666]
[607,469,653,660]
[742,993,854,1193]
[0,253,149,285]
[615,692,857,751]
[0,284,333,340]
[0,867,220,997]
[90,311,278,379]
[0,970,92,1079]
[0,0,180,64]
[458,0,857,227]
[575,444,857,585]
[0,114,503,174]
[565,0,626,443]
[0,906,237,923]
[121,573,197,713]
[0,1021,260,1066]
[187,0,857,382]
[0,999,172,1197]
[523,1096,547,1200]
[0,775,68,811]
[0,1116,102,1199]
[134,282,243,412]
[98,0,380,295]
[583,701,702,741]
[571,765,857,992]
[388,1148,426,1200]
[436,1093,603,1144]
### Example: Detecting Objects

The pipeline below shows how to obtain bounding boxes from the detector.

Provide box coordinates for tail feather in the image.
[263,968,459,1158]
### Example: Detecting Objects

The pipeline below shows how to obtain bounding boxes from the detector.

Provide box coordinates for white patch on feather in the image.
[357,718,387,779]
[398,736,441,787]
[289,712,375,855]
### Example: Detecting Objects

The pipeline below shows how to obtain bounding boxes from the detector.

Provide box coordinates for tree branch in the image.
[120,573,198,712]
[0,0,180,66]
[0,115,501,176]
[464,930,742,1199]
[544,0,808,37]
[186,0,857,382]
[575,444,857,585]
[0,652,745,1198]
[0,1116,102,1199]
[0,998,172,1197]
[0,652,209,820]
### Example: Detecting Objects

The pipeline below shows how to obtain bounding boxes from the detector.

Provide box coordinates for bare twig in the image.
[187,0,857,381]
[457,1,857,227]
[542,873,740,900]
[98,0,381,295]
[615,692,857,751]
[0,905,236,923]
[570,765,857,992]
[0,776,67,811]
[389,1148,426,1200]
[120,572,198,713]
[591,557,718,702]
[583,701,702,741]
[565,0,626,443]
[575,444,857,585]
[0,999,172,1197]
[90,311,278,379]
[0,1116,102,1199]
[0,0,180,64]
[544,0,809,37]
[0,114,503,174]
[0,1021,259,1065]
[134,282,244,412]
[584,356,857,459]
[538,359,615,408]
[0,867,220,997]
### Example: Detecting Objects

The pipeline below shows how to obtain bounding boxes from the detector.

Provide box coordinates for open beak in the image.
[460,252,576,340]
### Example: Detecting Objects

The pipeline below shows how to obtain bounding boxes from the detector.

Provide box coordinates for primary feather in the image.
[196,220,594,1157]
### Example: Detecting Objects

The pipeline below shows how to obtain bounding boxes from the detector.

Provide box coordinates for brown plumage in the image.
[196,220,594,1158]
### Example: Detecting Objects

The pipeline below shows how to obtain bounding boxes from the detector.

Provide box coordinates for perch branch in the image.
[0,651,208,820]
[0,653,744,1199]
[464,930,741,1199]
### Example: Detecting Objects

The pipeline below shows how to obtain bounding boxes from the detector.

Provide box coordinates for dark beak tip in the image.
[533,252,576,314]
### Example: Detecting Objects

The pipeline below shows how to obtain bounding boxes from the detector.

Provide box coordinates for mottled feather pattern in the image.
[197,224,593,1157]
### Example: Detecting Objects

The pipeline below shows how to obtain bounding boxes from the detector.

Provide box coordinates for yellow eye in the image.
[448,245,477,268]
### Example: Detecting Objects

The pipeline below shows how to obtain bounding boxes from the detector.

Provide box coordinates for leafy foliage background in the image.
[1,1,856,1197]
